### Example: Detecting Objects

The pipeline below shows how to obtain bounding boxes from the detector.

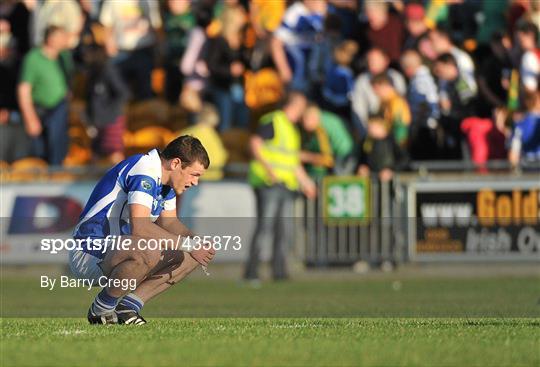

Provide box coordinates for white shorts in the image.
[68,250,104,283]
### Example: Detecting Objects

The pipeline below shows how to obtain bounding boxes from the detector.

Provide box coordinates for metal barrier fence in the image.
[302,177,400,267]
[302,172,540,267]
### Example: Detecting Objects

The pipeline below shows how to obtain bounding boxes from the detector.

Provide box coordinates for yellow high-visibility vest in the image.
[248,111,300,190]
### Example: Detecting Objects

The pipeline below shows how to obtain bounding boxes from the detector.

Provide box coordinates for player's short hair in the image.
[161,135,210,169]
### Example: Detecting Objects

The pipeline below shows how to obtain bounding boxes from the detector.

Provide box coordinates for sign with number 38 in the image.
[322,176,371,225]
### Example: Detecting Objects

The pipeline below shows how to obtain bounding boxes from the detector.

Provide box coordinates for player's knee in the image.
[133,249,161,270]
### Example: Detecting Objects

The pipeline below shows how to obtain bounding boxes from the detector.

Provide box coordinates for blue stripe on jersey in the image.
[79,154,143,219]
[73,149,176,259]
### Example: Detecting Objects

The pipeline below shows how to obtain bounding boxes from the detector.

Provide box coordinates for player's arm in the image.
[131,204,214,266]
[155,209,194,237]
[130,204,181,243]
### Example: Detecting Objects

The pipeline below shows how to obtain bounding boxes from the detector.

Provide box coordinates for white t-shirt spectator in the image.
[100,0,162,51]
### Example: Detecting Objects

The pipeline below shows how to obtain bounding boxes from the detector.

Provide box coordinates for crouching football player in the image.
[69,136,215,325]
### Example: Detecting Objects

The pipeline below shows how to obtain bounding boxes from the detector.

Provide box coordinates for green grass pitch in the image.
[1,275,539,366]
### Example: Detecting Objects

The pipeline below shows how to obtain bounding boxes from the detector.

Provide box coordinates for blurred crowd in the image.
[1,0,539,180]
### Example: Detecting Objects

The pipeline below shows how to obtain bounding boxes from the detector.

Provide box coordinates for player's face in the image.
[171,160,206,194]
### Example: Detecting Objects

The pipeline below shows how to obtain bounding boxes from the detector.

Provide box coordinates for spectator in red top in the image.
[365,0,404,64]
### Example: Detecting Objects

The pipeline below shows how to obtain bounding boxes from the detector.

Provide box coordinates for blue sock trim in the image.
[120,294,144,312]
[97,289,119,308]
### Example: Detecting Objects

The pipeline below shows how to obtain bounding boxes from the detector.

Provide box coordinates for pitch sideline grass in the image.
[1,275,539,366]
[1,318,539,366]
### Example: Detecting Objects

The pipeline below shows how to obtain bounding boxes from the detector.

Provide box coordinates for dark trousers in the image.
[115,47,154,101]
[244,185,295,280]
[32,100,68,165]
[0,113,32,163]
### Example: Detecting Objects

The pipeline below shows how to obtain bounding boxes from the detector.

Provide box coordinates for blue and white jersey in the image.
[73,149,176,256]
[274,2,324,49]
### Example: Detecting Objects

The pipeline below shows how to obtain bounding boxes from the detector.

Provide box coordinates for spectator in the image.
[515,21,540,93]
[33,0,83,49]
[401,49,440,160]
[327,0,359,40]
[417,32,438,66]
[434,53,476,159]
[179,1,213,116]
[0,18,30,163]
[475,0,509,63]
[531,1,540,32]
[351,48,406,139]
[429,25,478,94]
[509,90,540,167]
[249,0,285,40]
[364,0,405,64]
[84,42,130,164]
[179,103,228,180]
[321,40,358,120]
[206,4,249,132]
[477,32,513,117]
[18,25,72,165]
[403,3,429,51]
[4,0,31,57]
[163,0,195,104]
[357,116,407,182]
[445,0,480,46]
[245,92,316,282]
[271,0,327,92]
[301,104,355,178]
[99,0,162,101]
[248,0,286,75]
[371,73,411,148]
[461,112,507,169]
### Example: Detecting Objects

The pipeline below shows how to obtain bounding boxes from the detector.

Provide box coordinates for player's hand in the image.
[190,246,216,267]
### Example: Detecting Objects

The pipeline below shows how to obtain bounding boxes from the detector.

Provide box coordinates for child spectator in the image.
[300,104,355,178]
[400,49,440,160]
[434,53,476,159]
[321,40,358,120]
[84,42,130,163]
[515,21,539,94]
[429,25,477,94]
[371,73,411,148]
[509,90,540,167]
[357,116,407,182]
[351,47,406,138]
